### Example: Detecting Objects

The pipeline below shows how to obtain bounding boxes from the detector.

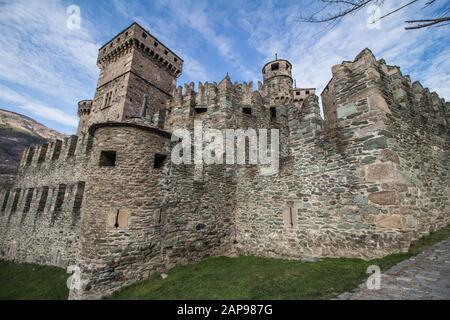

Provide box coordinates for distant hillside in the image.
[0,109,66,189]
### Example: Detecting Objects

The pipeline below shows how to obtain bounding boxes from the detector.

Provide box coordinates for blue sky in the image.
[0,0,449,134]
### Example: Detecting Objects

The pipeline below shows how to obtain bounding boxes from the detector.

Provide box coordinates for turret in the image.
[261,59,293,104]
[77,100,93,135]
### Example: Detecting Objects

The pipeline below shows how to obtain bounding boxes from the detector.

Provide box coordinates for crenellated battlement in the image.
[97,23,183,77]
[18,134,93,172]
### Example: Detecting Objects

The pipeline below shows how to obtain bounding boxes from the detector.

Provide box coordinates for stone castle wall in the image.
[0,21,448,300]
[0,134,92,266]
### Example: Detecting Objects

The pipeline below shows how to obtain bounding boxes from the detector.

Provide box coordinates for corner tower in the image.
[261,59,293,104]
[80,23,183,134]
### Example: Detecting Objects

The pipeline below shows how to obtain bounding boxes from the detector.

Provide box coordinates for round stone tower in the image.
[77,100,93,136]
[261,59,293,104]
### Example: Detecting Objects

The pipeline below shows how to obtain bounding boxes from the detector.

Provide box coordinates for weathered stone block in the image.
[363,137,388,150]
[364,163,395,183]
[337,103,358,119]
[368,191,400,205]
[369,214,405,229]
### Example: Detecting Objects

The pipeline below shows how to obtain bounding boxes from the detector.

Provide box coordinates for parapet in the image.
[321,48,448,132]
[97,22,183,77]
[77,100,93,117]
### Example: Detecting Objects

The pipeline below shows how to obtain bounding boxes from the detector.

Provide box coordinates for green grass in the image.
[0,261,69,300]
[111,224,450,300]
[1,224,449,300]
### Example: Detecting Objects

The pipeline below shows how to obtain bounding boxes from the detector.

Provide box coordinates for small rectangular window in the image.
[271,63,279,71]
[164,50,168,55]
[194,107,207,114]
[154,41,158,47]
[242,107,252,115]
[99,151,116,167]
[154,154,167,169]
[296,92,300,95]
[142,32,147,38]
[305,90,310,94]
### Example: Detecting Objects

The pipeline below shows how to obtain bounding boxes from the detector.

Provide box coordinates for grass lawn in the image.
[0,261,68,300]
[111,224,450,300]
[1,224,449,300]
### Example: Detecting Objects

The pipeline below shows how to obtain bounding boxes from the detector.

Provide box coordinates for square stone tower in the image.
[77,23,183,134]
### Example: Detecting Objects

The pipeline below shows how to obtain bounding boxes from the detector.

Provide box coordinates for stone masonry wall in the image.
[0,134,92,266]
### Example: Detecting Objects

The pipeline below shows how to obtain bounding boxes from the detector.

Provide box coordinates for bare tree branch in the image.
[405,16,450,29]
[297,0,449,31]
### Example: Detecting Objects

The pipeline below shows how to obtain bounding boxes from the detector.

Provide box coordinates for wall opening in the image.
[37,144,48,163]
[242,107,252,115]
[67,136,78,158]
[154,154,167,169]
[72,181,85,225]
[282,202,298,229]
[99,151,116,167]
[194,107,207,114]
[23,188,34,214]
[52,140,62,161]
[270,107,277,120]
[37,187,49,214]
[10,189,21,213]
[26,148,35,166]
[53,184,66,214]
[271,63,279,71]
[112,209,129,229]
[1,190,10,212]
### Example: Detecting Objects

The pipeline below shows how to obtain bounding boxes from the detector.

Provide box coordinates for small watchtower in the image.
[261,59,294,104]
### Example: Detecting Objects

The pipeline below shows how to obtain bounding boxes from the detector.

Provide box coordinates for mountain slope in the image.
[0,109,66,189]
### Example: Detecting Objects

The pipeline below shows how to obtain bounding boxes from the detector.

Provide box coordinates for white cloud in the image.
[0,0,99,121]
[0,85,78,128]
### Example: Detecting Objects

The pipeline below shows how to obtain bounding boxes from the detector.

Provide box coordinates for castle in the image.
[0,23,448,299]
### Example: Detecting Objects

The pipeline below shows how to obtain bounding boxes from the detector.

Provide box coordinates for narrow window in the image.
[154,154,167,169]
[38,144,48,163]
[67,136,78,158]
[26,148,35,166]
[113,209,129,229]
[271,63,279,71]
[282,203,297,229]
[242,107,252,115]
[164,50,168,55]
[270,107,277,120]
[99,151,116,167]
[52,140,62,161]
[10,189,21,213]
[305,90,310,94]
[1,190,10,212]
[142,32,147,38]
[72,182,85,225]
[174,57,178,62]
[37,187,49,213]
[54,184,66,214]
[154,41,158,47]
[23,188,34,214]
[194,107,207,114]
